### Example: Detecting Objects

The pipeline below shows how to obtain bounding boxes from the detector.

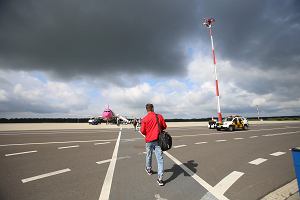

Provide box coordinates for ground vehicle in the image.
[208,119,217,129]
[88,117,101,125]
[216,115,249,131]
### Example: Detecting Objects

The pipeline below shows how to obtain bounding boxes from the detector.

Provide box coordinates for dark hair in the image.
[145,103,154,112]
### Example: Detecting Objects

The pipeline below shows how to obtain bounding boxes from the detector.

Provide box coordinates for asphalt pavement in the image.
[0,122,299,200]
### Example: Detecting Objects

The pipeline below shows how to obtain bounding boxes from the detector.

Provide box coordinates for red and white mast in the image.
[203,18,223,123]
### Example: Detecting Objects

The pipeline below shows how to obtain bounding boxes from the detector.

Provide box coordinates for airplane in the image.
[88,105,130,125]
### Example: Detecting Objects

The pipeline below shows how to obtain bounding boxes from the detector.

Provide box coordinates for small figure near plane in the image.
[88,105,130,125]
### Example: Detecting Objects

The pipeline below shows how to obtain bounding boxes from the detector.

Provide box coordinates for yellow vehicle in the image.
[216,115,249,131]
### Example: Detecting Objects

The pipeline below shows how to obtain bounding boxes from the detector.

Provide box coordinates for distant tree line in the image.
[0,116,299,123]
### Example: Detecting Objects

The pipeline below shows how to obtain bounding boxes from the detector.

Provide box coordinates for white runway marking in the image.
[155,194,168,200]
[122,139,137,142]
[96,159,112,165]
[216,140,227,142]
[195,142,208,145]
[94,142,110,145]
[57,145,79,149]
[121,137,143,142]
[5,150,37,157]
[96,156,131,165]
[270,152,286,156]
[249,158,267,165]
[214,171,244,195]
[0,130,118,136]
[262,131,300,137]
[173,145,187,149]
[98,127,300,142]
[234,138,244,140]
[248,127,300,133]
[98,128,122,200]
[0,139,116,147]
[164,151,229,200]
[21,168,71,183]
[249,136,258,138]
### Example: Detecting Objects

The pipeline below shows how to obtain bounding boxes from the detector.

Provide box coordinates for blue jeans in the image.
[146,141,164,178]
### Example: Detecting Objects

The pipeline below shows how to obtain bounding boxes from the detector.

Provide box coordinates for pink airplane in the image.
[102,106,114,121]
[89,105,130,125]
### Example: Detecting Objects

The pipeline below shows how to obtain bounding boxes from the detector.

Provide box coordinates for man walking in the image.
[140,103,167,186]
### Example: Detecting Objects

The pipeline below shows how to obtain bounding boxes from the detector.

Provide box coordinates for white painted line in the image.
[173,145,187,149]
[96,156,131,165]
[195,142,208,145]
[21,168,71,183]
[234,138,244,140]
[5,150,37,157]
[270,152,286,157]
[214,171,244,195]
[122,139,137,142]
[261,179,298,200]
[117,156,131,160]
[262,131,300,137]
[249,136,258,138]
[248,127,300,133]
[216,140,227,142]
[0,139,116,147]
[154,194,168,200]
[96,159,111,165]
[0,132,112,136]
[164,151,229,200]
[249,158,267,165]
[57,145,79,149]
[0,129,118,136]
[97,127,300,142]
[94,142,110,145]
[98,130,122,200]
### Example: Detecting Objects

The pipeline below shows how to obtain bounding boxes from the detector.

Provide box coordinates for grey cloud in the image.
[0,0,299,80]
[199,0,300,70]
[0,0,200,80]
[0,0,299,118]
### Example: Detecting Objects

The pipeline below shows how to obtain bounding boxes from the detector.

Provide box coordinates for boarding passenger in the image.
[140,103,167,186]
[133,118,138,130]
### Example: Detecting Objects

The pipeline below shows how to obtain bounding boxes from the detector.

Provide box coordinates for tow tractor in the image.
[216,115,249,131]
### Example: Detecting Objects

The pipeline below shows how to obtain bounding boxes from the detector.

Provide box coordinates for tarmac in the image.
[1,120,300,131]
[0,120,299,200]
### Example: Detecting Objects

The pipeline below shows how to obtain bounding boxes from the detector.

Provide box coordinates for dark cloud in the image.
[0,0,201,79]
[199,0,300,69]
[0,0,299,118]
[0,0,299,79]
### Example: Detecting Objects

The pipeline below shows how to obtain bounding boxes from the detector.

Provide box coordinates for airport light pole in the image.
[203,18,223,123]
[256,105,260,120]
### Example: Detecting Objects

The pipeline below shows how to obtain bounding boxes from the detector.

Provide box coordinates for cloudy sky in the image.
[0,0,299,119]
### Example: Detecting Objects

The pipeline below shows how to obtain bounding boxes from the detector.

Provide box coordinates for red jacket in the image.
[140,112,167,143]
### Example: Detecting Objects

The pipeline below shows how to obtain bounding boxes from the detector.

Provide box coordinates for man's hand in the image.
[139,131,145,137]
